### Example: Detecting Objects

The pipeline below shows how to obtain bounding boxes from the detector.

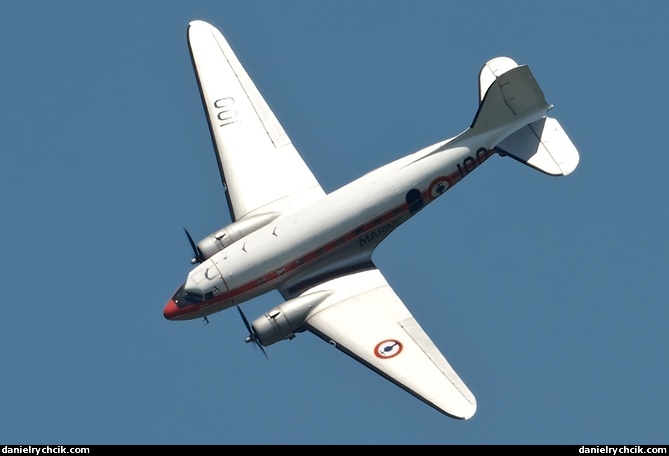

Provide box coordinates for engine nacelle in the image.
[195,212,280,262]
[252,291,332,347]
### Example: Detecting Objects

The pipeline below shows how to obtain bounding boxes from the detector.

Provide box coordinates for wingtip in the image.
[462,405,477,420]
[447,402,477,420]
[445,408,475,420]
[189,19,209,27]
[188,19,215,34]
[433,393,476,420]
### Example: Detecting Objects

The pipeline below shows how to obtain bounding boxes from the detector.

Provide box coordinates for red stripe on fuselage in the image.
[178,150,494,319]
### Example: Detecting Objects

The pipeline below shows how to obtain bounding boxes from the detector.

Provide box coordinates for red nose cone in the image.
[163,299,179,320]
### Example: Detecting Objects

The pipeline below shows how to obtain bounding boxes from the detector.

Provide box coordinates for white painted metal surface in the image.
[165,20,580,419]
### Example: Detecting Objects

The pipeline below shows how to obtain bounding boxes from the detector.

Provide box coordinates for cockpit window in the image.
[171,283,215,309]
[183,291,205,304]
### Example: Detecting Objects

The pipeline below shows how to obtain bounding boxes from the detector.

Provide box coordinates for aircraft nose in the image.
[163,299,179,320]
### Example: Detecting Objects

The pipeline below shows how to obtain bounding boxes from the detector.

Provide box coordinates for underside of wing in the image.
[300,269,477,419]
[188,20,325,221]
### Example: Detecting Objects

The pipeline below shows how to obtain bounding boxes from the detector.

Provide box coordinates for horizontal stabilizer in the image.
[495,117,580,176]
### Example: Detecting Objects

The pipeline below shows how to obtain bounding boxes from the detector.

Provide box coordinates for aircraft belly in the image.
[209,191,407,295]
[205,144,494,309]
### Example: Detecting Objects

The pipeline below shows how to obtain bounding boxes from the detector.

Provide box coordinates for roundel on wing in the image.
[374,339,403,359]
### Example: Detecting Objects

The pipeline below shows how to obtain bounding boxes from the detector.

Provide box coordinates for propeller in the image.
[184,227,204,264]
[237,305,268,360]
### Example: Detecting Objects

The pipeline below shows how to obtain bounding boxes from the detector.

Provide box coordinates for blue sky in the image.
[2,1,668,445]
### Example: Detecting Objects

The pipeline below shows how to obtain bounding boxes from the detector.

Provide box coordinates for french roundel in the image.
[374,339,403,359]
[428,176,450,200]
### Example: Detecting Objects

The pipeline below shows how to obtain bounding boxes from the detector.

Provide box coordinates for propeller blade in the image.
[183,227,204,264]
[236,305,268,360]
[237,304,253,334]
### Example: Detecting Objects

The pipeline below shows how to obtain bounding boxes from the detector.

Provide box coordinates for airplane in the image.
[163,19,580,420]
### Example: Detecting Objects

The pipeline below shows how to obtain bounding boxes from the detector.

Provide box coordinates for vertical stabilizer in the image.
[478,56,519,101]
[460,57,579,176]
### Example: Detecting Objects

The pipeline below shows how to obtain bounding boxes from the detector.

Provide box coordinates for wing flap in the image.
[302,269,476,419]
[188,21,325,220]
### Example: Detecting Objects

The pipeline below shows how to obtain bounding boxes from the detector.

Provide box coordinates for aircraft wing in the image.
[299,268,477,419]
[188,20,325,221]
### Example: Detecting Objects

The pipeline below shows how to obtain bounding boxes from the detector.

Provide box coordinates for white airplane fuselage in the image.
[162,18,584,418]
[164,128,510,321]
[164,20,581,419]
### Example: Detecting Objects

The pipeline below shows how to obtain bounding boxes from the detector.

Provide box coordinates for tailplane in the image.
[472,56,580,176]
[494,116,580,176]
